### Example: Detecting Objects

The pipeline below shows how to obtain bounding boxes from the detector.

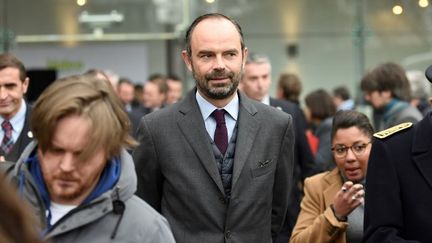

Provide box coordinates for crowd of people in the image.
[0,12,432,243]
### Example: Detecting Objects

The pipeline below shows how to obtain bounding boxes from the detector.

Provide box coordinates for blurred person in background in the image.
[0,53,33,162]
[277,73,303,106]
[240,52,317,242]
[0,174,43,243]
[85,69,119,89]
[360,62,422,131]
[305,89,337,171]
[166,74,183,104]
[290,110,373,243]
[104,69,120,89]
[143,73,168,112]
[333,86,355,111]
[117,78,150,137]
[134,84,145,105]
[84,68,110,81]
[1,75,175,242]
[277,73,320,155]
[406,69,432,116]
[117,78,137,113]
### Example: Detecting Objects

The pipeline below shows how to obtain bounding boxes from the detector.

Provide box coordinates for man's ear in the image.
[242,47,248,69]
[22,77,30,94]
[181,50,193,72]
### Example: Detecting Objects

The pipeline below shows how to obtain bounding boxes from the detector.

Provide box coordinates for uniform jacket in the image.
[3,141,176,243]
[133,89,295,243]
[290,168,348,243]
[1,103,33,162]
[363,113,432,242]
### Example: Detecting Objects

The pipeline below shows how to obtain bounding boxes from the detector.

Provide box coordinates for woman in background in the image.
[290,110,374,243]
[304,89,336,171]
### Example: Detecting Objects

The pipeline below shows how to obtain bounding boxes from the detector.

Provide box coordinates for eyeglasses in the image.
[331,142,371,158]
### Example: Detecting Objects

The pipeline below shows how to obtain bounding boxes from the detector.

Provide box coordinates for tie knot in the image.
[2,120,12,131]
[212,109,226,125]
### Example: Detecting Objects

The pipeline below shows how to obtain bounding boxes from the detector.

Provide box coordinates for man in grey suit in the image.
[133,13,295,243]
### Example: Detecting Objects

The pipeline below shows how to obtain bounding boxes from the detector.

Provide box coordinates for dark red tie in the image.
[1,120,13,154]
[212,109,228,155]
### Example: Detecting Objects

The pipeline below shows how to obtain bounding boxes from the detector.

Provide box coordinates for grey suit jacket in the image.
[133,89,295,243]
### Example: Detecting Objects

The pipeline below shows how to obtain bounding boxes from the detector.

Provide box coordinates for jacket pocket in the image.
[250,159,274,178]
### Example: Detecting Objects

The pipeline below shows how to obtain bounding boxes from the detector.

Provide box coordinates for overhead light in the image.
[77,0,86,6]
[392,5,403,15]
[419,0,429,8]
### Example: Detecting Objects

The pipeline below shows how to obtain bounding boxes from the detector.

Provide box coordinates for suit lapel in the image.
[176,90,225,195]
[323,169,343,207]
[412,117,432,190]
[6,103,32,162]
[232,93,259,188]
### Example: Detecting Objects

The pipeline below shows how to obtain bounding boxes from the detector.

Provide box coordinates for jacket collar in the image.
[176,88,259,194]
[323,168,343,207]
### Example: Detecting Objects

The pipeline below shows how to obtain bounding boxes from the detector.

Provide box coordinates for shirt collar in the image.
[195,90,239,121]
[261,95,270,105]
[0,99,26,131]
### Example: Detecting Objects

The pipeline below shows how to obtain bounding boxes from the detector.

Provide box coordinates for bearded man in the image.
[133,13,295,243]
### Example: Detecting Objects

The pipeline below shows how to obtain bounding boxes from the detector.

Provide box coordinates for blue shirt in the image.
[195,91,239,142]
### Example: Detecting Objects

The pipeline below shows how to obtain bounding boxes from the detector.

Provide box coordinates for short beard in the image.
[193,67,242,100]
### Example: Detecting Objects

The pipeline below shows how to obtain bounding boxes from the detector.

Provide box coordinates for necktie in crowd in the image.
[1,120,13,154]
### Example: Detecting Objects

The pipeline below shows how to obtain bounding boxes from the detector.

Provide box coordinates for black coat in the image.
[363,112,432,242]
[270,97,318,243]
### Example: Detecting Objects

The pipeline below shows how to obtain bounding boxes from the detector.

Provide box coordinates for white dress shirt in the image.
[195,91,239,142]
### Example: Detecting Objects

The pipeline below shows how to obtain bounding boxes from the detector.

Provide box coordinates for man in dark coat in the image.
[363,66,432,242]
[0,53,33,162]
[240,53,318,242]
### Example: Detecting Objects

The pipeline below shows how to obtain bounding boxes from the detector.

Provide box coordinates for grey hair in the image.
[246,53,271,66]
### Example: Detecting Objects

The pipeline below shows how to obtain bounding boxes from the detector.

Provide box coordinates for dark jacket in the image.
[1,103,33,162]
[373,99,423,131]
[270,97,318,243]
[314,117,335,171]
[363,113,432,242]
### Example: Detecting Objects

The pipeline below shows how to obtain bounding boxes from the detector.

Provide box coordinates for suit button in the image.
[218,196,226,204]
[225,230,231,239]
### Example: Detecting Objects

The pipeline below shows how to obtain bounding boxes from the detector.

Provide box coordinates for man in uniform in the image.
[363,65,432,242]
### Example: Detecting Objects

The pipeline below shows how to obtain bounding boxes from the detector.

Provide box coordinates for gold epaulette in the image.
[373,122,413,139]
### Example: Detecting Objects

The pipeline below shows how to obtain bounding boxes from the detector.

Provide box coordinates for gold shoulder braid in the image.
[373,122,413,139]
